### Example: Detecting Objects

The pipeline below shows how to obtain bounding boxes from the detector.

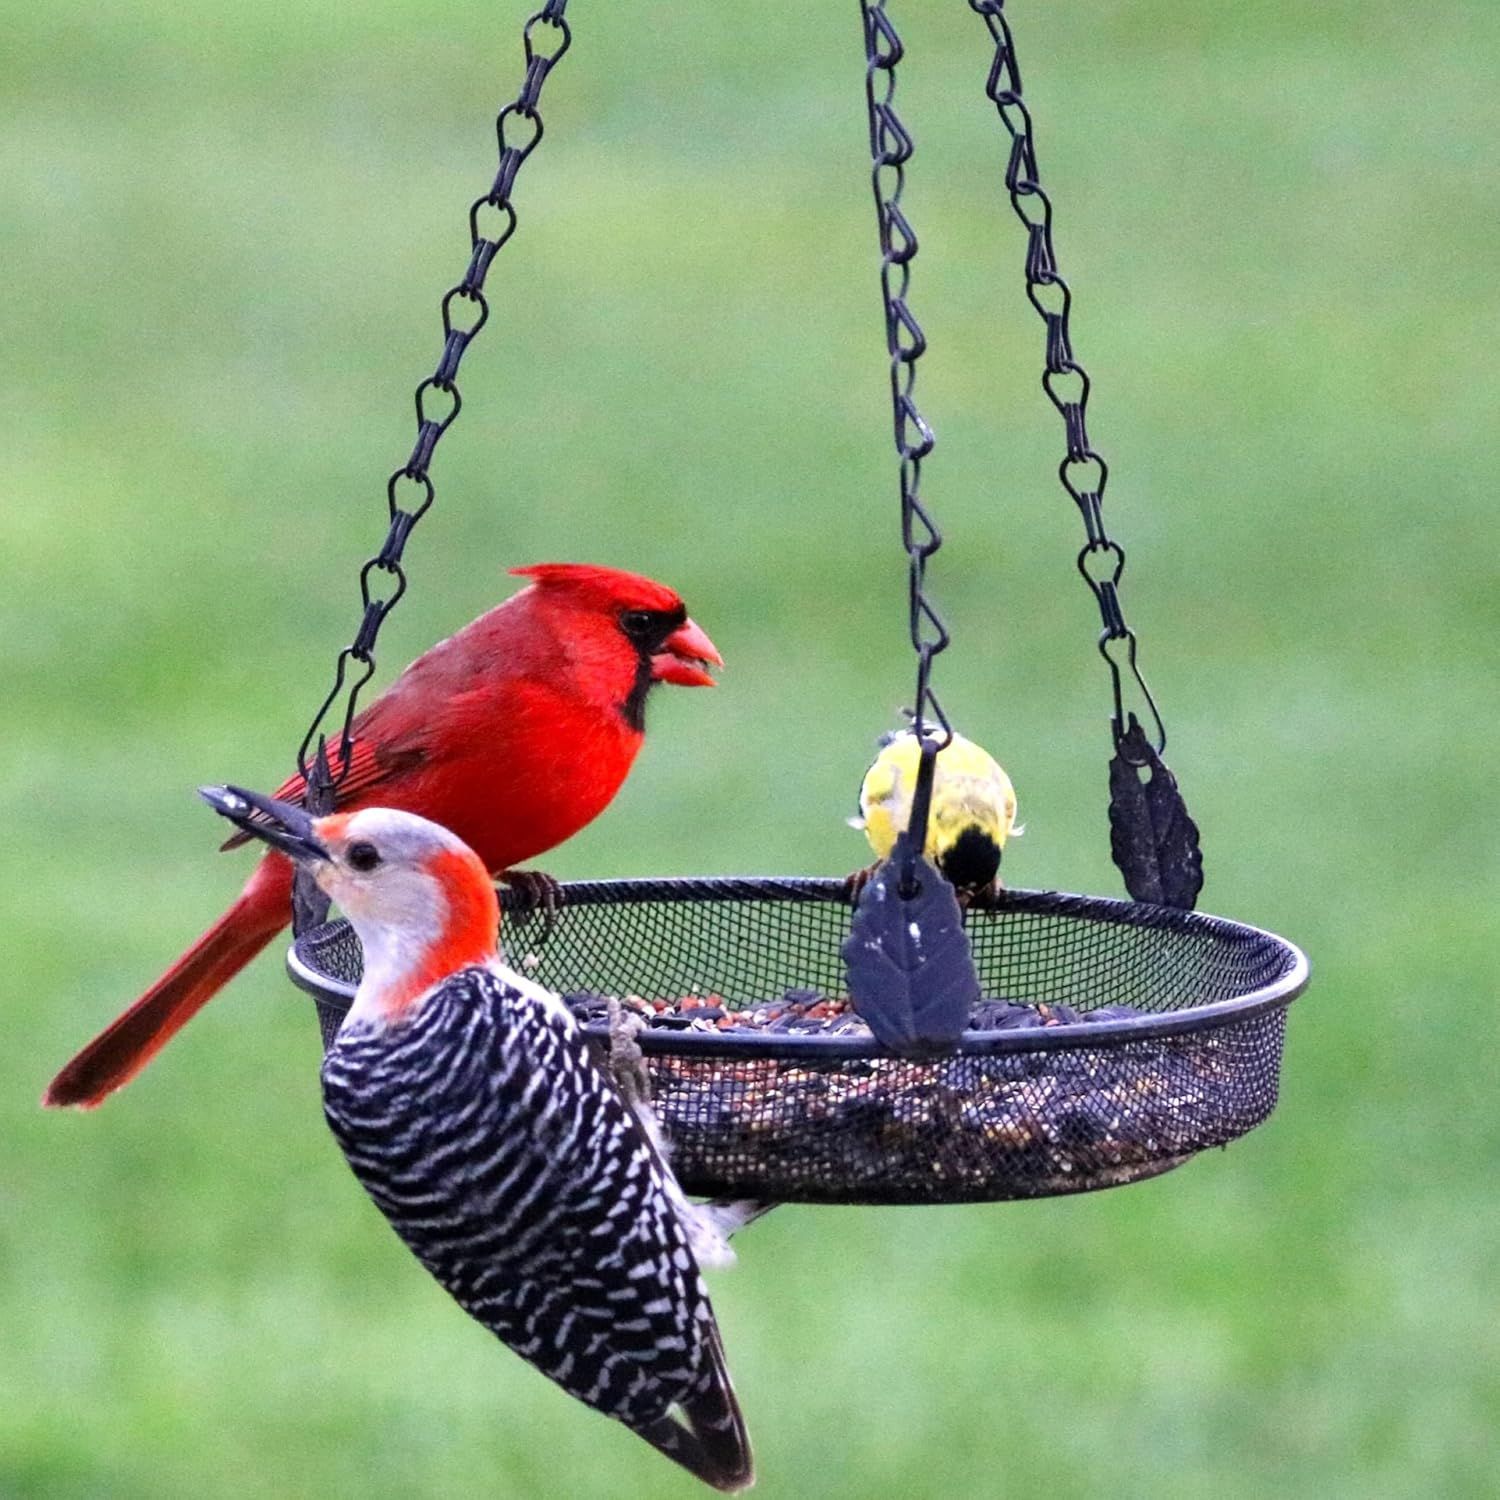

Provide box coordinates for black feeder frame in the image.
[293,882,1305,1206]
[285,1,1309,1207]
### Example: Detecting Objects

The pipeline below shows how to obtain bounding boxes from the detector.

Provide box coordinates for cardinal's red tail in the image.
[43,855,293,1109]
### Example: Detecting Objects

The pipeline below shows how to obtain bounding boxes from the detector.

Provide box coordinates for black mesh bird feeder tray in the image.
[287,0,1308,1207]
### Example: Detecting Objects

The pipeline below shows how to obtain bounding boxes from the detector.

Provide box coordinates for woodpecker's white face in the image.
[309,807,467,931]
[306,807,501,1022]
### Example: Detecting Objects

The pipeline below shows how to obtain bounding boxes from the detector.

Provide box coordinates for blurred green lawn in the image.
[4,1,1497,1496]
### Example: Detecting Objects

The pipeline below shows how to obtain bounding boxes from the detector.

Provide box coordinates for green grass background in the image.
[4,2,1496,1495]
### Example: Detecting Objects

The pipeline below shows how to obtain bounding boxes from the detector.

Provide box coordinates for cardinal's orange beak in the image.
[651,616,722,688]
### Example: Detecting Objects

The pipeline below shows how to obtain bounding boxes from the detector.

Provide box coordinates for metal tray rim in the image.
[286,876,1310,1059]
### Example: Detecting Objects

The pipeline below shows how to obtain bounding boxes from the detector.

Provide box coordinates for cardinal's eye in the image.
[347,841,382,872]
[619,609,658,638]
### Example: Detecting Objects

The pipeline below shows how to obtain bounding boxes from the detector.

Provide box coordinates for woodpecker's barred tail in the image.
[321,966,753,1493]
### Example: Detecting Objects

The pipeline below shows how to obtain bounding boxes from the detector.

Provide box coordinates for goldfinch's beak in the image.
[650,616,723,688]
[199,784,329,863]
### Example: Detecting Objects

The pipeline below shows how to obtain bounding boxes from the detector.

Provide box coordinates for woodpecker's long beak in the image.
[650,616,723,688]
[199,784,330,863]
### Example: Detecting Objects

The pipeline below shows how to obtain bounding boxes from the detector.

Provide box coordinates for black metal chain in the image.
[295,0,573,790]
[966,0,1165,757]
[858,1,953,761]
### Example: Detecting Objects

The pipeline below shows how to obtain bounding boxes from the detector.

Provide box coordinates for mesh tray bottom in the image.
[631,1012,1284,1204]
[297,880,1306,1206]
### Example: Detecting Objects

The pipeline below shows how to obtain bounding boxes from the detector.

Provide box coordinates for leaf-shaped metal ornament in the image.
[1108,715,1204,910]
[841,833,982,1056]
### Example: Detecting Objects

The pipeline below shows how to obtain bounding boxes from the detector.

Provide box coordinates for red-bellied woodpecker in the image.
[200,784,754,1493]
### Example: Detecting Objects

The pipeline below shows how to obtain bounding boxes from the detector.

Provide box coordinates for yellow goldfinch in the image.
[849,727,1019,898]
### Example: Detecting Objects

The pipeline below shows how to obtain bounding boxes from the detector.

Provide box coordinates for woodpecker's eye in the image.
[347,841,382,873]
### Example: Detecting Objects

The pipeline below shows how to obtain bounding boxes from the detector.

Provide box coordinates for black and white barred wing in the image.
[321,967,752,1493]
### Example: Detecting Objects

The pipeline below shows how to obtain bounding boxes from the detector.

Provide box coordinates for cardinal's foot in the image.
[500,868,563,925]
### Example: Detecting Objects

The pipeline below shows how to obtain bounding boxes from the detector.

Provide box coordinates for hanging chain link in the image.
[859,1,953,756]
[295,0,573,789]
[966,0,1165,756]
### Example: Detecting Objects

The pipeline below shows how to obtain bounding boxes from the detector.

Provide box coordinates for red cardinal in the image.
[44,563,722,1109]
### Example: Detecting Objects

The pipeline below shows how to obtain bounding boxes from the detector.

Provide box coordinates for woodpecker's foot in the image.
[605,997,652,1109]
[500,869,562,930]
[841,864,880,905]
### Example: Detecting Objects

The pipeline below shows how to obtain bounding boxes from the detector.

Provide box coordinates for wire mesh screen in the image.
[290,879,1306,1205]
